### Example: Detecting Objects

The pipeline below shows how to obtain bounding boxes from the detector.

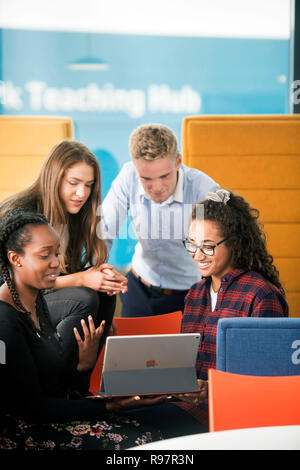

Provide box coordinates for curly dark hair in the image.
[191,191,285,295]
[0,208,55,331]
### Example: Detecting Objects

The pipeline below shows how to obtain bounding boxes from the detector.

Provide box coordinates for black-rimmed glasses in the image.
[183,236,231,256]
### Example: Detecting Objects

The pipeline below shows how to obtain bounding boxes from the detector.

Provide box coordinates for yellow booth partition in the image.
[182,114,300,317]
[0,116,74,202]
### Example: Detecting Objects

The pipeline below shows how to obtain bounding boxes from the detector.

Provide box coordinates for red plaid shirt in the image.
[176,268,289,423]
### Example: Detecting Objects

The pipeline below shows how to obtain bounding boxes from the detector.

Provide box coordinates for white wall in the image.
[0,0,291,38]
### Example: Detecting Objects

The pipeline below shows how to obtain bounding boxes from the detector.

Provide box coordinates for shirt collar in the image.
[139,167,184,204]
[204,268,247,286]
[172,167,184,203]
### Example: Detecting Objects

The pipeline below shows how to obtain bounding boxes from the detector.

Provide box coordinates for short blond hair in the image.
[129,124,179,161]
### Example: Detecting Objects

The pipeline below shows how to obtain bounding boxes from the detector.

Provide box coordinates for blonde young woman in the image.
[0,140,127,370]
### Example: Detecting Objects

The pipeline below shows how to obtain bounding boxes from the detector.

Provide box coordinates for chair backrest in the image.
[0,116,73,202]
[89,311,182,393]
[113,311,183,336]
[181,114,300,317]
[216,317,300,376]
[208,368,300,432]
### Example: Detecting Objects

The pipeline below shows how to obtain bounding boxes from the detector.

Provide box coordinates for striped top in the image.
[101,161,219,289]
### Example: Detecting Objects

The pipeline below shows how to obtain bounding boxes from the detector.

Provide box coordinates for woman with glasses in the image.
[175,189,288,424]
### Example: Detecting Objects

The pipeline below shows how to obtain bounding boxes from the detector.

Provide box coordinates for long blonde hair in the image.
[0,140,107,273]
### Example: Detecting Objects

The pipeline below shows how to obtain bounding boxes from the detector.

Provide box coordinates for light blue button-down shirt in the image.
[101,161,219,290]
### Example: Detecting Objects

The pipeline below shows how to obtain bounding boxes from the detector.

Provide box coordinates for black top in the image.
[0,298,107,423]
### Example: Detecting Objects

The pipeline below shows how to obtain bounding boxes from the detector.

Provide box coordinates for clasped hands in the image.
[81,263,128,296]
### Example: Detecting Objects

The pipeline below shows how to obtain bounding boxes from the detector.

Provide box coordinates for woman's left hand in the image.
[74,317,105,372]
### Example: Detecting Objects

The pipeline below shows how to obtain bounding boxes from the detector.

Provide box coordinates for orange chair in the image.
[89,310,182,393]
[208,369,300,432]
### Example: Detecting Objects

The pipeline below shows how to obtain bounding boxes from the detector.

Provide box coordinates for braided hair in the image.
[0,208,55,330]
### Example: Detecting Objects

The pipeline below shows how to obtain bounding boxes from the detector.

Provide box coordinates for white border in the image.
[0,0,291,39]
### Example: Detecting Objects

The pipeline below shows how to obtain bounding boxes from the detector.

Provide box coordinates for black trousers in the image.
[120,270,188,317]
[44,287,116,366]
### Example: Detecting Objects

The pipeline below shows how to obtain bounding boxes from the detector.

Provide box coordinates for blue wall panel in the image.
[0,29,290,267]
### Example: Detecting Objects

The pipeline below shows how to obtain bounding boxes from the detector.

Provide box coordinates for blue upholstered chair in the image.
[216,317,300,376]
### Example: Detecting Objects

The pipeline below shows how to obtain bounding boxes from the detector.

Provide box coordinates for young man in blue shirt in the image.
[101,124,219,317]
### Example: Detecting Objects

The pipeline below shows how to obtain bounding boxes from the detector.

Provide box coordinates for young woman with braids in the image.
[0,209,187,449]
[173,189,288,424]
[0,140,127,367]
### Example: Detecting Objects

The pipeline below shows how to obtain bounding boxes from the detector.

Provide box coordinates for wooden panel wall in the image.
[0,116,73,201]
